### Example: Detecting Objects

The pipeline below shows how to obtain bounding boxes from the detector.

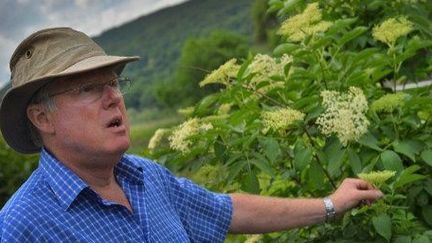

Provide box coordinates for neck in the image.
[45,146,122,189]
[43,147,133,212]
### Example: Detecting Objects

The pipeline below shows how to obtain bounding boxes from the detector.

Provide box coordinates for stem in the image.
[314,49,329,89]
[390,113,399,140]
[304,125,337,189]
[241,84,285,107]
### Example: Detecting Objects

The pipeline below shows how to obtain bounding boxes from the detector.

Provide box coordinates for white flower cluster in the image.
[277,3,332,42]
[316,87,369,146]
[372,16,414,46]
[217,103,232,115]
[247,54,293,87]
[148,128,170,151]
[370,92,408,113]
[168,118,213,153]
[262,107,305,134]
[358,170,396,188]
[199,58,240,87]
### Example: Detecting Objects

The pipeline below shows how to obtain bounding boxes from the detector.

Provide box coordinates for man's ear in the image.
[26,104,55,134]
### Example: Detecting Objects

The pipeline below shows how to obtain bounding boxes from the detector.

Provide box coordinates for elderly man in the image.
[0,27,382,242]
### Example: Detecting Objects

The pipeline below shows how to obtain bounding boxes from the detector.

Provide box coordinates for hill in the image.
[93,0,254,109]
[0,0,254,108]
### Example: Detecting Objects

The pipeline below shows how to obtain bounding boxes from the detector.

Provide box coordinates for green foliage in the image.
[252,0,279,44]
[0,137,38,207]
[93,0,254,110]
[148,0,432,241]
[155,30,249,108]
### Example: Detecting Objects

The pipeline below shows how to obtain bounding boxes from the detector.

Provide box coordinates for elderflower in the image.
[371,92,408,113]
[262,107,305,134]
[257,81,285,94]
[372,17,414,46]
[177,106,195,116]
[277,3,332,42]
[316,87,369,146]
[247,54,292,86]
[148,128,169,151]
[169,119,213,153]
[358,170,396,188]
[199,58,240,87]
[218,103,232,115]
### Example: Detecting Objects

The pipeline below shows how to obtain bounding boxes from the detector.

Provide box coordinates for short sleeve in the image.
[160,168,233,243]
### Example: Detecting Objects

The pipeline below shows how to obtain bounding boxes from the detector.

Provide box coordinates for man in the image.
[0,27,382,242]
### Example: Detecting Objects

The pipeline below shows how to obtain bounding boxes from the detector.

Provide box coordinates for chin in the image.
[116,141,130,154]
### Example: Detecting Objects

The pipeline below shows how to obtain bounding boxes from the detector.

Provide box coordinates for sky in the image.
[0,0,188,88]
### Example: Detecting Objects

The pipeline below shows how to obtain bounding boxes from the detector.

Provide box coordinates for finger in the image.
[351,178,375,190]
[357,190,383,202]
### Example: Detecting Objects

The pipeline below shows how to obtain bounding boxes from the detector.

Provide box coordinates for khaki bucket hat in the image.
[0,27,140,154]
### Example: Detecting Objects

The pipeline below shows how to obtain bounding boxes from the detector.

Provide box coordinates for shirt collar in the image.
[115,156,144,185]
[39,149,144,211]
[39,148,88,211]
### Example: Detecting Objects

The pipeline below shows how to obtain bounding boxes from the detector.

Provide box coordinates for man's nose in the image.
[101,85,122,109]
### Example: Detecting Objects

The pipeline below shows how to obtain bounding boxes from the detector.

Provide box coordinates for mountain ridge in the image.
[0,0,254,107]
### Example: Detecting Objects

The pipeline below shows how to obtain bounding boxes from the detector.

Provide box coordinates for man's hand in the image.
[330,178,383,215]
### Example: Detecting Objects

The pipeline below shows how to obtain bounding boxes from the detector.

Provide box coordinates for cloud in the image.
[0,0,188,87]
[0,35,16,83]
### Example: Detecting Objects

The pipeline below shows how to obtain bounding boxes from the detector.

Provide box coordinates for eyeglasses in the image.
[49,76,131,104]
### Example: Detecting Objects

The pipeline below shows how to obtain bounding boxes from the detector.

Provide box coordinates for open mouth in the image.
[107,117,123,128]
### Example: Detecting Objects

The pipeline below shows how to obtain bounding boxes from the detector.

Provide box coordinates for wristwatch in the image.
[323,197,336,223]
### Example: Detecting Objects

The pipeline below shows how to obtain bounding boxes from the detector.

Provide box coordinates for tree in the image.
[155,30,249,108]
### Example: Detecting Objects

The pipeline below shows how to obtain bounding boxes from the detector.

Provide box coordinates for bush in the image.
[0,137,38,207]
[147,1,432,241]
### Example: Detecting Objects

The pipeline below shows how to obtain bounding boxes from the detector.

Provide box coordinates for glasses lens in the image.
[117,78,131,95]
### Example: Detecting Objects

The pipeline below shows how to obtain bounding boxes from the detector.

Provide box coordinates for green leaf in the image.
[227,160,246,183]
[304,106,323,123]
[282,0,302,12]
[394,236,411,243]
[393,140,424,162]
[413,235,429,243]
[195,94,219,115]
[259,137,281,163]
[422,205,432,227]
[325,137,345,177]
[347,149,362,174]
[380,150,404,173]
[242,170,260,194]
[294,140,313,171]
[394,165,426,190]
[337,26,368,47]
[352,48,380,64]
[420,149,432,168]
[328,18,357,34]
[273,43,299,56]
[424,179,432,196]
[293,95,320,110]
[307,160,325,191]
[214,136,227,163]
[372,214,392,241]
[358,132,383,151]
[250,156,276,178]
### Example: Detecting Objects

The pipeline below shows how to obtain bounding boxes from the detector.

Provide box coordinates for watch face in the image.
[323,197,336,222]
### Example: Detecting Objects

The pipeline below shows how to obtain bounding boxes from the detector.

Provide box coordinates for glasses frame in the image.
[48,76,131,100]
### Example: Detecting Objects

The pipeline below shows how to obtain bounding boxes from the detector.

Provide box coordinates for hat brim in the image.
[0,55,139,154]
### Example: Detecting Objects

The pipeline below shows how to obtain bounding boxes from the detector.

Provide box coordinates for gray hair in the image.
[26,83,57,148]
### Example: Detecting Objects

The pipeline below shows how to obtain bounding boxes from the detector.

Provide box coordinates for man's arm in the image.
[228,178,383,233]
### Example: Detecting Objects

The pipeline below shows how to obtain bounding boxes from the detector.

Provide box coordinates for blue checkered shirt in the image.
[0,149,232,242]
